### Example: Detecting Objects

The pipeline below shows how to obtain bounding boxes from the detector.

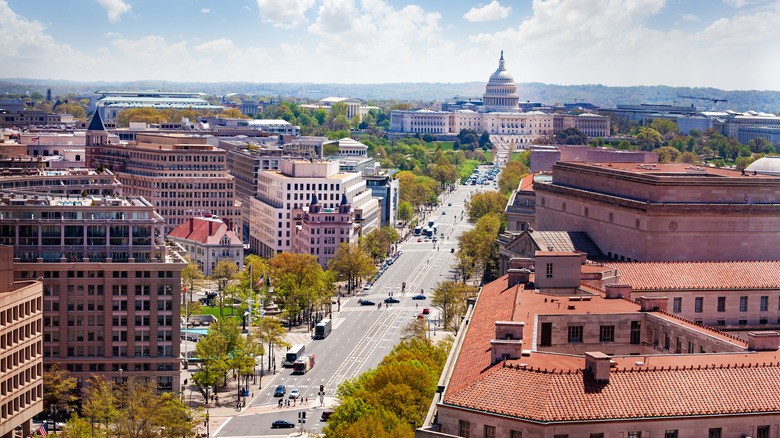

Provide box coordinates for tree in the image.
[554,128,587,145]
[479,131,492,149]
[457,213,502,281]
[114,378,198,438]
[466,191,507,223]
[635,127,662,151]
[81,376,118,432]
[218,108,250,119]
[648,118,680,136]
[677,151,698,164]
[431,281,478,332]
[256,317,289,371]
[43,363,77,422]
[328,242,375,294]
[181,255,204,304]
[654,146,681,163]
[398,201,413,225]
[269,252,324,325]
[192,318,244,398]
[498,160,529,196]
[210,259,238,317]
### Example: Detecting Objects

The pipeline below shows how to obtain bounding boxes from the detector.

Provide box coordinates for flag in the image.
[37,423,48,437]
[256,274,264,287]
[31,136,39,143]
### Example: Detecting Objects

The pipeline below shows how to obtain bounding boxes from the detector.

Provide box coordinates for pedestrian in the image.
[305,397,308,404]
[278,399,282,408]
[293,397,296,407]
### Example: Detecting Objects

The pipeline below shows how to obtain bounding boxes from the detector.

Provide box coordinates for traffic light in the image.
[320,385,324,392]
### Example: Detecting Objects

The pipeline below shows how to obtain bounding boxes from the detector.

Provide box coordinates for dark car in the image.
[271,420,296,429]
[384,297,399,304]
[273,385,286,397]
[321,410,335,421]
[360,300,375,306]
[411,294,426,300]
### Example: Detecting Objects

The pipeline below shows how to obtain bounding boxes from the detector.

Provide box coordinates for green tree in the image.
[256,317,289,371]
[181,255,205,305]
[210,259,239,317]
[635,127,662,151]
[458,213,502,281]
[398,201,413,225]
[498,160,529,196]
[466,191,507,223]
[654,146,681,163]
[269,252,324,325]
[648,118,680,136]
[431,281,478,332]
[554,127,588,145]
[328,242,375,294]
[43,363,77,422]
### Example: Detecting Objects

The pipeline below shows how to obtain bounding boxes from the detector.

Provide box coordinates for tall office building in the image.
[0,190,185,394]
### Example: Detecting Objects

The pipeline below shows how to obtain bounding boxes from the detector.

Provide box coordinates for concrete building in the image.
[0,191,186,394]
[364,170,400,228]
[0,168,121,197]
[419,253,780,438]
[20,132,88,168]
[534,161,780,262]
[238,100,262,117]
[0,245,43,438]
[390,53,610,145]
[504,172,545,232]
[87,113,240,234]
[199,117,300,136]
[300,97,378,122]
[92,90,224,123]
[168,216,243,276]
[0,99,25,113]
[294,194,359,268]
[496,229,604,276]
[0,111,74,129]
[529,144,658,173]
[249,160,379,258]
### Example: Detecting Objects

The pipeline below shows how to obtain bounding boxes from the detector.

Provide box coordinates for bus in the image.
[283,344,305,367]
[423,227,433,237]
[314,319,332,339]
[293,354,315,374]
[414,226,422,235]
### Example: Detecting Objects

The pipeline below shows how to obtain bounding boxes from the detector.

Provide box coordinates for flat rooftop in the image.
[573,162,779,178]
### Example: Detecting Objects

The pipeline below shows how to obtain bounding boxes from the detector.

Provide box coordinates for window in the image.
[630,321,641,344]
[761,296,769,311]
[694,297,703,313]
[628,433,641,438]
[553,435,568,438]
[599,325,615,342]
[511,432,522,438]
[665,431,679,438]
[484,425,496,438]
[590,435,603,438]
[740,296,748,312]
[568,326,583,343]
[673,297,682,313]
[708,428,721,438]
[757,425,770,438]
[458,420,470,438]
[717,296,726,312]
[546,263,553,278]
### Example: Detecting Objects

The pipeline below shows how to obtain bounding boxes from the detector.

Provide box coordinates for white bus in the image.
[314,319,332,339]
[283,344,305,367]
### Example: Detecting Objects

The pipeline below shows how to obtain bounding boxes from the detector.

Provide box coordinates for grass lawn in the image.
[511,152,523,161]
[484,150,495,162]
[426,141,454,151]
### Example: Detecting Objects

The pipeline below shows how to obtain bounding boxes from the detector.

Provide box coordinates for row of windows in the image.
[673,295,774,313]
[565,323,642,344]
[459,426,769,438]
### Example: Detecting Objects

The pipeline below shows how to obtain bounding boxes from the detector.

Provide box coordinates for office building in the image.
[0,168,121,197]
[294,194,358,268]
[0,245,43,438]
[0,191,185,394]
[92,90,224,123]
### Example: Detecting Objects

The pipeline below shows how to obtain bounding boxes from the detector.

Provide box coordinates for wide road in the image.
[216,179,491,437]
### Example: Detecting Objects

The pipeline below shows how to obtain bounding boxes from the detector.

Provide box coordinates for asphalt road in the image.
[216,177,492,437]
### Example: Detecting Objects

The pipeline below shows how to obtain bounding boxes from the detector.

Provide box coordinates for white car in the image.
[363,283,371,291]
[289,389,300,399]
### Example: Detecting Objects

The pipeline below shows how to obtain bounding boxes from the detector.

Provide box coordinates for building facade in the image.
[534,161,780,262]
[0,245,43,438]
[294,194,359,268]
[87,127,240,234]
[92,90,224,123]
[249,160,379,257]
[0,192,185,393]
[168,217,243,276]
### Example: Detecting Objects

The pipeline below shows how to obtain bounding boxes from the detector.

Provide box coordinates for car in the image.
[448,202,452,206]
[442,211,446,215]
[417,237,422,242]
[412,294,426,300]
[360,300,375,306]
[274,385,286,397]
[451,248,455,253]
[417,314,425,319]
[384,297,399,304]
[321,410,335,421]
[363,283,371,291]
[422,307,430,314]
[271,420,296,429]
[289,389,300,399]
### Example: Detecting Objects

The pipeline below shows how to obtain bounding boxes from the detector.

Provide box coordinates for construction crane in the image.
[677,95,728,111]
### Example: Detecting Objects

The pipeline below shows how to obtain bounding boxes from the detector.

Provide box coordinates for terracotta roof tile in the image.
[605,260,780,290]
[168,217,242,246]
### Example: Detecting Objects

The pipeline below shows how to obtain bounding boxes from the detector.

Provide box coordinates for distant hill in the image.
[1,79,778,113]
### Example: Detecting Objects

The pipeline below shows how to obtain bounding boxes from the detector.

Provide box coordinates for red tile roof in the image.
[605,260,780,290]
[446,363,780,421]
[168,217,242,246]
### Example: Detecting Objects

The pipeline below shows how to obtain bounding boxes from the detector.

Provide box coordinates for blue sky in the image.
[1,0,779,90]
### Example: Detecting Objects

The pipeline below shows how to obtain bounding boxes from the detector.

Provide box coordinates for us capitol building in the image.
[389,52,609,147]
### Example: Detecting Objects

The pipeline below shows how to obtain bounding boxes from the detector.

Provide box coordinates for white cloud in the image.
[256,0,315,28]
[681,13,698,21]
[104,31,121,37]
[194,38,236,53]
[201,8,211,14]
[463,1,511,22]
[94,0,132,23]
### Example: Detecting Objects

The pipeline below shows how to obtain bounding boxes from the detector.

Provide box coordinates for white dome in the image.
[482,51,520,112]
[746,155,780,175]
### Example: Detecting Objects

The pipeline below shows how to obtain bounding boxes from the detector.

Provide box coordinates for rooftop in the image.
[168,217,242,246]
[571,162,779,179]
[603,260,780,290]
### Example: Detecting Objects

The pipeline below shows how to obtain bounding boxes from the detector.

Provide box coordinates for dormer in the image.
[490,321,524,363]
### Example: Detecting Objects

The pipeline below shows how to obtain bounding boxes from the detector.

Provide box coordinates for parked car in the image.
[363,283,371,291]
[360,300,375,306]
[384,297,400,304]
[289,389,300,399]
[422,307,430,314]
[271,420,296,429]
[448,202,452,206]
[274,385,286,397]
[412,294,426,300]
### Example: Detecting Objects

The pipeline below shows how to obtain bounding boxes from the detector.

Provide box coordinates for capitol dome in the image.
[482,51,520,112]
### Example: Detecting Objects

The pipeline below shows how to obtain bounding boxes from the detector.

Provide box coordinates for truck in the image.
[314,318,332,339]
[283,344,305,367]
[293,354,315,374]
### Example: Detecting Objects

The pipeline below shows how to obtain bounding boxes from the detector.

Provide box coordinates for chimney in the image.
[640,296,668,312]
[748,331,780,351]
[209,220,213,236]
[507,268,531,286]
[574,250,587,265]
[605,284,631,299]
[585,352,611,382]
[189,218,194,234]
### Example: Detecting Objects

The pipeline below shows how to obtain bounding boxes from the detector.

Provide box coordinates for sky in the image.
[1,0,780,90]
